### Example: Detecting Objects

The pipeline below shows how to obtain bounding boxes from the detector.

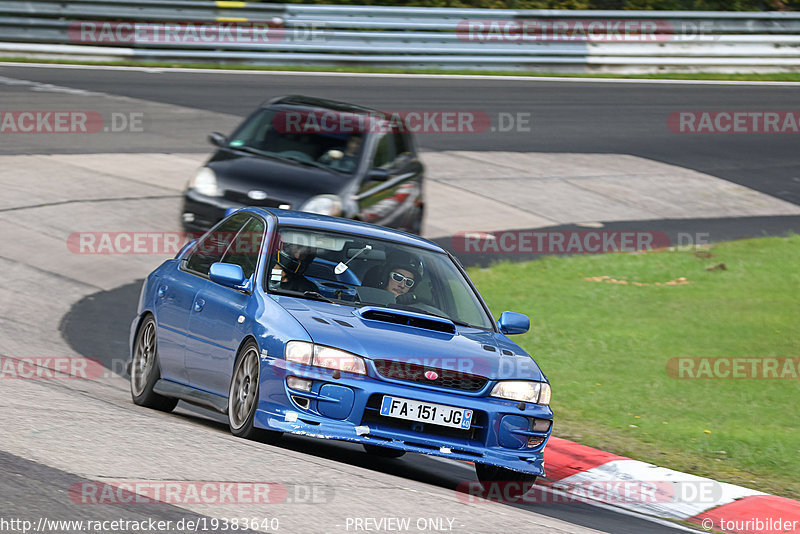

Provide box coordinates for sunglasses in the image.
[390,271,415,288]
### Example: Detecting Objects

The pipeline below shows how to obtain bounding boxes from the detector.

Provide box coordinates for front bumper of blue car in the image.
[255,360,552,476]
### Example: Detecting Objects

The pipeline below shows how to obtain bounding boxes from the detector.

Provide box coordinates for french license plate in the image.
[379,396,472,430]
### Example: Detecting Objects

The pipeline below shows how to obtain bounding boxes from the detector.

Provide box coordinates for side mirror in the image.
[209,262,246,288]
[365,168,391,182]
[208,132,228,147]
[498,311,529,335]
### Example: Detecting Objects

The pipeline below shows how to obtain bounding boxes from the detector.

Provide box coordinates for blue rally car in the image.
[129,208,552,492]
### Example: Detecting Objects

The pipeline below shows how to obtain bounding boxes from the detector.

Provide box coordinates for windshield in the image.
[265,227,495,330]
[226,108,365,174]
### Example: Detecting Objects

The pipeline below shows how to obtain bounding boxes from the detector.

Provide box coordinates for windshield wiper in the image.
[229,147,338,172]
[269,288,346,305]
[384,303,475,328]
[426,314,473,328]
[303,291,335,303]
[230,145,285,161]
[280,156,332,172]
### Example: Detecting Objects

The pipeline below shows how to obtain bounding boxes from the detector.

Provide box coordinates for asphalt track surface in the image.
[3,65,799,205]
[0,450,246,534]
[3,64,799,534]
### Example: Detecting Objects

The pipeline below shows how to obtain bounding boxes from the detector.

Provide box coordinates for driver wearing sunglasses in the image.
[386,268,415,298]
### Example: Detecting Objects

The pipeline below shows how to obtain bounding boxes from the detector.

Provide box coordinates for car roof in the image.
[264,95,386,118]
[243,208,443,253]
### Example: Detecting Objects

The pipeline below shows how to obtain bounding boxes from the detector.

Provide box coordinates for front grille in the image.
[362,394,486,442]
[372,360,488,392]
[222,190,288,208]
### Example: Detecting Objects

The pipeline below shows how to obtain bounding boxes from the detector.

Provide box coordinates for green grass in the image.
[2,57,800,82]
[468,235,800,499]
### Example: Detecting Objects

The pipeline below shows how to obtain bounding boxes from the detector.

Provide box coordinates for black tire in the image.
[475,464,537,501]
[362,443,406,458]
[228,340,282,444]
[130,315,178,412]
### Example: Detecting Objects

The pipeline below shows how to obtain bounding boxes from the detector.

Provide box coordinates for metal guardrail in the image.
[0,1,799,73]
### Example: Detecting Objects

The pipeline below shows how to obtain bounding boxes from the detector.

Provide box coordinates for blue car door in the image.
[153,266,200,385]
[172,213,252,391]
[185,215,265,397]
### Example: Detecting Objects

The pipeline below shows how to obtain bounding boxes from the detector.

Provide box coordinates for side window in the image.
[371,133,398,169]
[221,216,266,279]
[185,213,250,276]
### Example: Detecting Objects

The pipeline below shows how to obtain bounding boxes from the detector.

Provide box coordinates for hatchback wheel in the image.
[130,316,178,412]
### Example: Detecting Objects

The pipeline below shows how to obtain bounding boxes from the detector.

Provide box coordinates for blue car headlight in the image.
[490,381,551,405]
[285,341,367,376]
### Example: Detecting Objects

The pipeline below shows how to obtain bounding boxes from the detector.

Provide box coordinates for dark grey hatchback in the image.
[182,95,425,234]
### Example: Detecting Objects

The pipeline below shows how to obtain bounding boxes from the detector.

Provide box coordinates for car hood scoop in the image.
[356,306,456,335]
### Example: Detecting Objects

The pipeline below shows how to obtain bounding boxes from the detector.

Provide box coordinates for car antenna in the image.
[334,245,372,275]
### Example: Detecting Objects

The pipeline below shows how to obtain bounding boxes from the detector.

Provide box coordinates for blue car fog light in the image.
[318,384,355,420]
[532,418,552,432]
[527,436,545,448]
[286,376,312,392]
[498,415,529,449]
